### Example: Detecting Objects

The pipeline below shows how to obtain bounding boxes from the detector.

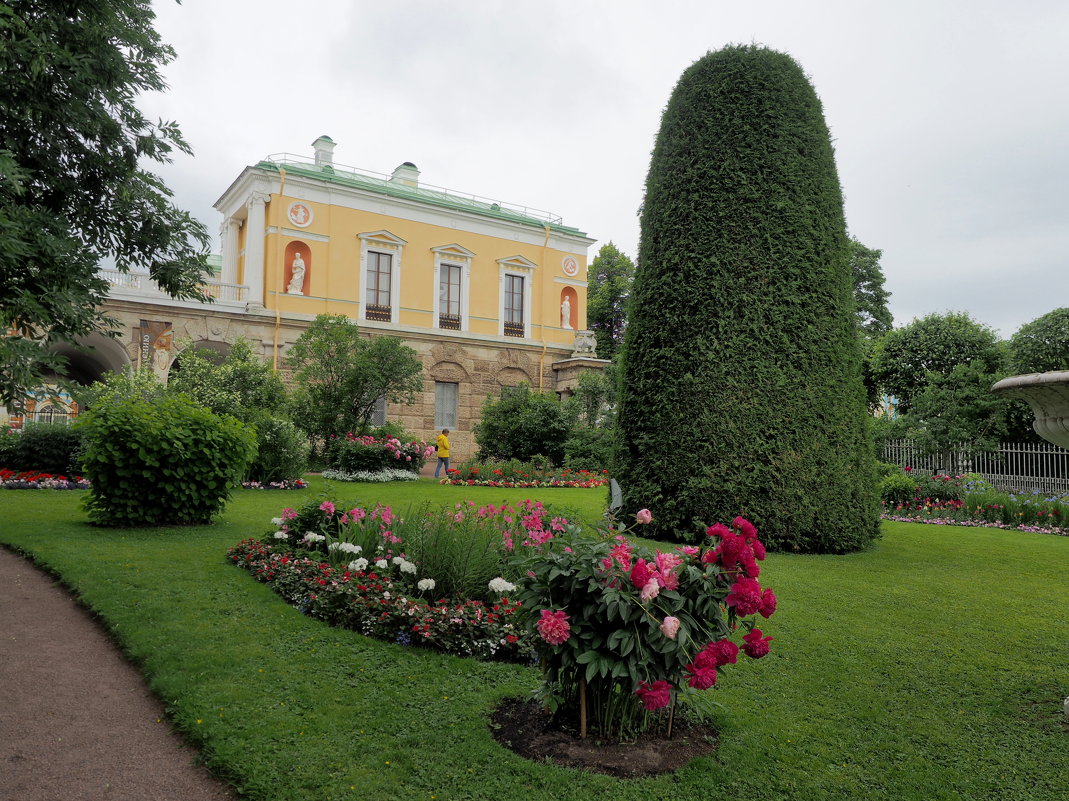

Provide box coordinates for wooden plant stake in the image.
[579,676,588,739]
[666,700,675,739]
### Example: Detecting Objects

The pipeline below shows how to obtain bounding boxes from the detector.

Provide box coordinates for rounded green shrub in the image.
[78,394,255,526]
[247,415,309,484]
[615,45,879,552]
[878,471,918,506]
[474,384,570,466]
[0,421,84,474]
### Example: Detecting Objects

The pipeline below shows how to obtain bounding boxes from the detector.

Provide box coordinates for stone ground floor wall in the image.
[41,299,607,464]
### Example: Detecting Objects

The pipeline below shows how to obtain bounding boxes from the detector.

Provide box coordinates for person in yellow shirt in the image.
[434,428,451,478]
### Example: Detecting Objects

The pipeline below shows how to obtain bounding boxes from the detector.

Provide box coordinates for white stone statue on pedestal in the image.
[561,296,572,329]
[287,252,306,295]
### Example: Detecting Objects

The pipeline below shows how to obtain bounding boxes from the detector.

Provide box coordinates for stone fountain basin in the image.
[991,371,1069,450]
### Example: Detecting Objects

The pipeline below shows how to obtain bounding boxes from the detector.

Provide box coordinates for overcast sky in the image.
[141,0,1069,339]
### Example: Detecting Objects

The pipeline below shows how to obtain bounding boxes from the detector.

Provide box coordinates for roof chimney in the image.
[312,135,335,167]
[389,161,420,188]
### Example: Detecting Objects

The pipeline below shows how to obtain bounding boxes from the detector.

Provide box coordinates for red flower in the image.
[758,588,777,618]
[536,609,571,646]
[732,516,758,542]
[634,680,672,710]
[742,628,773,658]
[706,522,731,539]
[629,558,652,589]
[703,638,739,667]
[685,664,717,690]
[726,577,762,616]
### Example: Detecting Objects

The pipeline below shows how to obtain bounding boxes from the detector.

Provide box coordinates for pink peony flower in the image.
[640,578,661,602]
[655,551,683,573]
[686,664,717,690]
[751,539,767,561]
[320,501,336,515]
[742,628,773,658]
[704,638,739,667]
[660,616,681,639]
[634,680,672,710]
[678,545,699,558]
[717,532,749,572]
[636,508,653,525]
[537,609,571,646]
[758,588,777,618]
[726,577,763,616]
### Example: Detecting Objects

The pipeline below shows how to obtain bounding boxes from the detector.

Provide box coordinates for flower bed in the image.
[240,478,308,490]
[440,467,608,488]
[0,468,89,490]
[321,468,420,483]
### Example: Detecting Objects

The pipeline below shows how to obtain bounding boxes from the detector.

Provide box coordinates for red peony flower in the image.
[758,588,777,618]
[635,680,672,710]
[732,516,758,542]
[704,638,739,667]
[726,577,763,616]
[706,522,731,539]
[630,558,652,589]
[536,609,571,646]
[742,628,773,658]
[686,664,718,690]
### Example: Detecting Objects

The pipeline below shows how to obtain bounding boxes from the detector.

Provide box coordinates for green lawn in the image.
[1,478,1067,801]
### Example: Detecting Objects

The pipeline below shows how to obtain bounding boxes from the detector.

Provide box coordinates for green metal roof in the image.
[257,157,587,237]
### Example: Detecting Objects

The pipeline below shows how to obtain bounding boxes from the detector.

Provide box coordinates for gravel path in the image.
[0,547,235,801]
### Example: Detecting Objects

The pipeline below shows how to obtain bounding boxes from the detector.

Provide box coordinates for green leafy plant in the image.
[474,383,571,465]
[247,415,308,484]
[0,421,83,473]
[512,506,777,739]
[326,433,433,475]
[77,394,255,525]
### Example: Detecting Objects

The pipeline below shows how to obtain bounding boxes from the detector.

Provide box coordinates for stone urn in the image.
[991,371,1069,449]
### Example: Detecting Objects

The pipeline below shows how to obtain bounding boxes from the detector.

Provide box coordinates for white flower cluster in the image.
[302,532,326,544]
[348,558,369,571]
[273,531,289,540]
[417,578,436,591]
[270,517,284,526]
[488,577,516,594]
[328,542,363,554]
[320,468,420,483]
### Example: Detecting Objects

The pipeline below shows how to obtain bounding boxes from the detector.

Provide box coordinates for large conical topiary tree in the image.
[615,45,879,553]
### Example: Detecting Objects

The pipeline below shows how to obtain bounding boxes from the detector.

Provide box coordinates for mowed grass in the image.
[1,478,1067,801]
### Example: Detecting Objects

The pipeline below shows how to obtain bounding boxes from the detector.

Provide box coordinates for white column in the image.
[221,217,241,286]
[244,192,269,311]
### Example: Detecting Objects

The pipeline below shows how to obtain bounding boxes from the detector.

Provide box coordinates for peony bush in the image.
[511,508,777,739]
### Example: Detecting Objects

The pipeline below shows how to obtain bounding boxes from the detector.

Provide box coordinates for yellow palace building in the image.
[11,137,606,457]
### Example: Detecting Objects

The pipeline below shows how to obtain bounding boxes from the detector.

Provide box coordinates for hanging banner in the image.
[138,320,174,379]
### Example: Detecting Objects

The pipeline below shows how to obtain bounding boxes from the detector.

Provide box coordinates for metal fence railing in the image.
[881,439,1069,495]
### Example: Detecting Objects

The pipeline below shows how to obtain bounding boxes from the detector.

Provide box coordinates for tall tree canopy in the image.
[1007,307,1069,374]
[615,45,878,553]
[0,1,211,404]
[850,238,892,340]
[870,311,1005,413]
[585,242,635,360]
[285,315,423,448]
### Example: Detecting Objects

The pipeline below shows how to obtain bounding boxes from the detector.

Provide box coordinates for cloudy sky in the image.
[142,0,1069,339]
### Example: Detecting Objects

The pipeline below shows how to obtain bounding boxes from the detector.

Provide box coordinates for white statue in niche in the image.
[287,252,306,295]
[561,296,572,329]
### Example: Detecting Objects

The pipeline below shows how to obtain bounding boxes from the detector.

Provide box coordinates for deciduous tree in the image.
[0,1,210,404]
[586,242,635,360]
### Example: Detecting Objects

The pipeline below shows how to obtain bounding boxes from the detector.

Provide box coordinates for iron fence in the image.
[881,439,1069,495]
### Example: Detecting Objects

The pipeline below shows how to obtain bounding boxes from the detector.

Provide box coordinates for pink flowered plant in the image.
[537,609,571,645]
[742,627,773,658]
[660,616,680,639]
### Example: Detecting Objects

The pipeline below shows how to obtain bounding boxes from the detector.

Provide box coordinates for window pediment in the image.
[497,255,537,272]
[431,243,475,261]
[359,230,407,251]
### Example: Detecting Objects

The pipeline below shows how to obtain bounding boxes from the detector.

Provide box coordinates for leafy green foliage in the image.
[73,367,166,409]
[615,45,879,552]
[286,315,423,450]
[168,339,287,422]
[0,421,83,473]
[474,383,571,465]
[325,434,430,475]
[1008,307,1069,373]
[246,416,308,484]
[850,238,893,340]
[0,2,211,404]
[585,242,636,360]
[870,312,1006,413]
[77,394,255,526]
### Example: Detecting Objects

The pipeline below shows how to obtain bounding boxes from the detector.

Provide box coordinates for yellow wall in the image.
[260,195,585,347]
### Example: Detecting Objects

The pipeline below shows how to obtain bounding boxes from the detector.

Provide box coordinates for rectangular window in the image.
[434,381,458,429]
[504,274,524,336]
[365,251,392,320]
[370,394,387,427]
[439,263,462,329]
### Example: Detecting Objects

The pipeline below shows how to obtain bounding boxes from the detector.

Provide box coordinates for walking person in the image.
[434,428,451,478]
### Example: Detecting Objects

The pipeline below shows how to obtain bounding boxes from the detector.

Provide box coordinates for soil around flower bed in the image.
[489,697,718,778]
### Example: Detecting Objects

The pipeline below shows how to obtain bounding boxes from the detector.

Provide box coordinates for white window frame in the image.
[431,244,474,332]
[434,381,458,429]
[358,230,407,323]
[370,394,387,427]
[497,255,537,338]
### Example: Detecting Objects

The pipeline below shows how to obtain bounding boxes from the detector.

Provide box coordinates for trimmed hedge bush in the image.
[474,384,569,466]
[0,421,84,474]
[78,394,255,526]
[615,45,879,552]
[247,415,309,484]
